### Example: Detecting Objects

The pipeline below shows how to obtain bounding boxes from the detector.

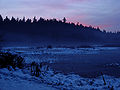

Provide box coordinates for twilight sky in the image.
[0,0,120,32]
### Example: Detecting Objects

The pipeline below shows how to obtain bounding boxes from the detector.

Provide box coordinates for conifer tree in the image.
[63,17,66,23]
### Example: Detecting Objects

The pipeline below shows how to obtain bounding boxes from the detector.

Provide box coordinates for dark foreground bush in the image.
[0,52,25,69]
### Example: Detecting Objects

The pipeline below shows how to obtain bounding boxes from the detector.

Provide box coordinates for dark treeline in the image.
[0,15,120,44]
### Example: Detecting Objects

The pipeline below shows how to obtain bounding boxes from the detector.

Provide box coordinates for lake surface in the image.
[50,47,120,78]
[2,47,120,78]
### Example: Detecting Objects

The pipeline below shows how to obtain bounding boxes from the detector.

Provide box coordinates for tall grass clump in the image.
[0,52,25,69]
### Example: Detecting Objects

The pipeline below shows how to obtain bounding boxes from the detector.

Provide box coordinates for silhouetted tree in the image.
[80,24,83,27]
[0,15,3,29]
[4,16,10,23]
[33,16,37,23]
[76,22,79,26]
[16,18,19,22]
[11,16,17,24]
[63,17,66,23]
[103,30,106,33]
[26,18,31,23]
[52,18,57,22]
[0,15,3,23]
[0,15,120,44]
[38,17,45,22]
[97,27,100,31]
[22,17,26,22]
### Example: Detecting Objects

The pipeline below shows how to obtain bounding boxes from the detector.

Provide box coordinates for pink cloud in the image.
[67,0,95,3]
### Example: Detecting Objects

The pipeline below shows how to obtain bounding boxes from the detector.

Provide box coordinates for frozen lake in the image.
[2,46,120,78]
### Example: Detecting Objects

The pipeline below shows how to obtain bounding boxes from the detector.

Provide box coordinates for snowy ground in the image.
[1,67,120,90]
[0,68,56,90]
[1,46,120,89]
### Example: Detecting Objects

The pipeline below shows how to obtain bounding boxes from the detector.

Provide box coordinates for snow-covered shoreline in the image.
[0,67,120,90]
[1,47,120,89]
[0,68,56,90]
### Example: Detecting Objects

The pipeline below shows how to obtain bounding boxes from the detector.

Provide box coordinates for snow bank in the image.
[1,47,120,89]
[1,66,120,90]
[0,68,56,90]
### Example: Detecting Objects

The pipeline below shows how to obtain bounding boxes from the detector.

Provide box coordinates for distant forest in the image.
[0,15,120,44]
